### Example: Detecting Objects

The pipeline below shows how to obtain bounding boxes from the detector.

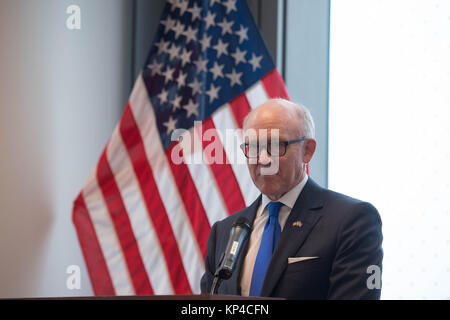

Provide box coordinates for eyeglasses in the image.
[240,137,307,158]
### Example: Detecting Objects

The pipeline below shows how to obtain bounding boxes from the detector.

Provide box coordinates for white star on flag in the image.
[188,77,202,95]
[155,39,170,54]
[188,3,201,21]
[169,0,180,12]
[168,43,180,61]
[249,53,263,71]
[217,18,234,36]
[183,25,198,44]
[194,56,208,73]
[161,16,175,34]
[172,21,185,39]
[231,47,247,65]
[210,61,224,80]
[172,95,182,110]
[163,116,177,133]
[235,25,249,44]
[177,0,189,16]
[158,88,169,104]
[206,83,220,103]
[223,0,237,14]
[226,69,243,87]
[176,70,187,86]
[204,11,216,29]
[171,0,189,16]
[199,33,212,50]
[212,38,228,58]
[180,48,192,67]
[147,60,163,75]
[183,99,199,118]
[162,66,175,84]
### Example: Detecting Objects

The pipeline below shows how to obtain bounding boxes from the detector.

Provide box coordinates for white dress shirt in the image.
[240,174,309,296]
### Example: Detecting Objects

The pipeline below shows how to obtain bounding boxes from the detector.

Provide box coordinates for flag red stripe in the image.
[200,117,246,215]
[166,143,211,258]
[229,93,252,129]
[261,70,309,174]
[97,149,154,295]
[119,104,192,294]
[261,69,291,100]
[72,193,116,296]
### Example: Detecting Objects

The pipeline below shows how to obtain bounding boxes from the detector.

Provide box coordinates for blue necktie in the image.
[249,201,283,296]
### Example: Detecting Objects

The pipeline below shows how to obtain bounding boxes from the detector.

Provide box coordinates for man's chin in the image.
[256,180,281,197]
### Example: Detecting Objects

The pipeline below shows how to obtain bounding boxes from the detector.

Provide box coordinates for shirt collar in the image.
[260,174,309,215]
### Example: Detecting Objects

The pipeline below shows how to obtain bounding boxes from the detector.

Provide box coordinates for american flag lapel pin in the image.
[292,220,303,228]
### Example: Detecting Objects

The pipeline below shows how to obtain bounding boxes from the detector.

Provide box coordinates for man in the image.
[200,98,383,299]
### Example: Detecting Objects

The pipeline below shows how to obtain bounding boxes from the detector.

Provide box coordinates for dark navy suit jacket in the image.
[200,178,383,299]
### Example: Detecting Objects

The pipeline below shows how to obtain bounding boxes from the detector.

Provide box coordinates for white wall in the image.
[329,0,450,299]
[0,0,132,297]
[284,0,330,187]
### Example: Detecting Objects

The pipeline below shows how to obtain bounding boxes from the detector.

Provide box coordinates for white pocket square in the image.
[288,256,319,264]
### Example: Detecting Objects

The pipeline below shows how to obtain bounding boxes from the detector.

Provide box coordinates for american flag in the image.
[72,0,289,296]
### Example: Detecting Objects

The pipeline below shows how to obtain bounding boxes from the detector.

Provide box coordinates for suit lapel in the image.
[227,195,261,295]
[260,178,325,297]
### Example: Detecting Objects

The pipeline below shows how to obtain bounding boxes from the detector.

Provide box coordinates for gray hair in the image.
[243,98,315,139]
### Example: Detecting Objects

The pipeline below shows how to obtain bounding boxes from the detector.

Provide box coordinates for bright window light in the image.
[329,0,450,299]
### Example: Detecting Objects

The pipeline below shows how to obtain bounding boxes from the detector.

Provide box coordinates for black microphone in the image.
[210,217,251,294]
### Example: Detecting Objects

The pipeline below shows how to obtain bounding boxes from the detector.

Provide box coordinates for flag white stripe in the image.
[211,104,260,206]
[245,81,269,109]
[83,168,134,295]
[129,75,204,293]
[106,125,174,295]
[180,127,228,225]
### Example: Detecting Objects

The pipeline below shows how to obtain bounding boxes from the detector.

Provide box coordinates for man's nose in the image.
[258,148,272,165]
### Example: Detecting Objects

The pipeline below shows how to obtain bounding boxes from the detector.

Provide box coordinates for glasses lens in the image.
[277,142,287,156]
[267,141,285,157]
[242,140,289,158]
[242,141,287,158]
[247,142,259,158]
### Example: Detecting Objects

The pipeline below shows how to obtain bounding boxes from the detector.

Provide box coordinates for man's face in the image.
[244,102,311,200]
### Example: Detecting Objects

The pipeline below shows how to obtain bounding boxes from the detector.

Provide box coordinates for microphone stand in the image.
[210,276,222,295]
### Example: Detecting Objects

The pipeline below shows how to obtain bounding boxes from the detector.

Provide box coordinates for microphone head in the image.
[233,217,251,230]
[214,217,252,281]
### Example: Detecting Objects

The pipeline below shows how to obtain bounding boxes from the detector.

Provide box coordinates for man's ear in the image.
[303,138,316,163]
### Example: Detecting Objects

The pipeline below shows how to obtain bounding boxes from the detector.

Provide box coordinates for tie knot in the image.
[267,201,283,218]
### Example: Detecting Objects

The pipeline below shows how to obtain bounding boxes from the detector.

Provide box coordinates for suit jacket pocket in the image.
[284,256,323,275]
[288,256,319,264]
